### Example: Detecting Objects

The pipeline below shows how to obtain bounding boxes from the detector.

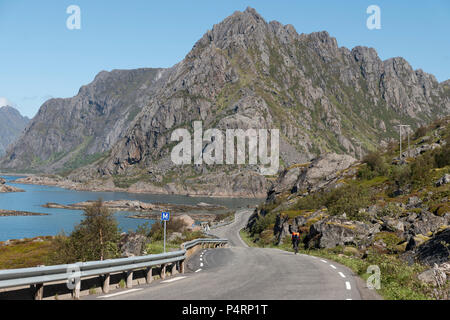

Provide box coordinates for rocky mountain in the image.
[1,8,449,196]
[245,117,450,299]
[0,68,164,173]
[0,106,29,157]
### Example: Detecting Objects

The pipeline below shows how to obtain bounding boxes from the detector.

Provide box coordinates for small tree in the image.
[50,199,120,263]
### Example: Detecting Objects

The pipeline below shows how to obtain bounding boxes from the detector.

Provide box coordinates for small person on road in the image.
[291,230,300,254]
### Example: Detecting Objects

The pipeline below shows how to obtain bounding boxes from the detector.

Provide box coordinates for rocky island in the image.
[0,177,24,193]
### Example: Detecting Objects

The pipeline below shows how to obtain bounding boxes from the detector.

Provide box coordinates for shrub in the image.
[149,217,187,241]
[361,151,388,176]
[50,199,121,264]
[413,126,428,140]
[434,143,450,168]
[326,184,371,220]
[250,212,277,236]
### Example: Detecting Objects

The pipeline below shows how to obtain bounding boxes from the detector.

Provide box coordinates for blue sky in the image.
[0,0,449,118]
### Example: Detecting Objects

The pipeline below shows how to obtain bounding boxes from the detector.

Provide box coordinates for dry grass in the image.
[0,237,54,269]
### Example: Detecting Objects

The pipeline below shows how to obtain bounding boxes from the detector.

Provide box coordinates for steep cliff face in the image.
[1,8,449,196]
[0,106,29,157]
[0,68,164,172]
[84,8,448,193]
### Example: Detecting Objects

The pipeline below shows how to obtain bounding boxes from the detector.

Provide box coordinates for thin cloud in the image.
[0,97,14,107]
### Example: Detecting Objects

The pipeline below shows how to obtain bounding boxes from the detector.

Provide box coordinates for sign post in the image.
[161,212,170,253]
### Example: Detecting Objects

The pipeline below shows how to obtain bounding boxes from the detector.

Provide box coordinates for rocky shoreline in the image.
[42,199,227,213]
[12,175,267,198]
[0,177,25,193]
[0,209,47,217]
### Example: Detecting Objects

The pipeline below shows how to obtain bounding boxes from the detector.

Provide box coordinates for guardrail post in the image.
[146,267,153,284]
[73,279,81,300]
[32,283,44,300]
[126,271,133,289]
[172,263,178,275]
[180,259,185,274]
[161,264,166,280]
[102,274,110,294]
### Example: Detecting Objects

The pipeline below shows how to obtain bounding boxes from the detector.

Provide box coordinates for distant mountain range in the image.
[0,7,449,196]
[0,106,29,157]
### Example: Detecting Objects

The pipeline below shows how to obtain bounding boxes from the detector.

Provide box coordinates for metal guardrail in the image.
[0,238,228,299]
[182,238,227,250]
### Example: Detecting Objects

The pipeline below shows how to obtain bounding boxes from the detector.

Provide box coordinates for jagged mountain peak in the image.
[1,8,448,198]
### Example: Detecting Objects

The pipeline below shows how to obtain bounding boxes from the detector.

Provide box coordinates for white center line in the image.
[200,257,203,261]
[330,265,337,269]
[345,281,351,290]
[97,288,143,299]
[161,276,187,284]
[200,262,204,267]
[346,298,352,300]
[320,259,327,263]
[338,272,346,278]
[195,269,202,273]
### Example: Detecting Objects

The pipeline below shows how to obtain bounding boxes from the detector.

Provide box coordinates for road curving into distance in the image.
[88,209,381,300]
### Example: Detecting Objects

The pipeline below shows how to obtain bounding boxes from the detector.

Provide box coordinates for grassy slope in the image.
[244,116,450,300]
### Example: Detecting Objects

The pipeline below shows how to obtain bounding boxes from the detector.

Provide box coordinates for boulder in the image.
[418,265,447,287]
[304,217,375,249]
[274,209,327,244]
[405,210,447,237]
[406,196,422,208]
[293,153,357,194]
[382,218,404,232]
[415,228,450,266]
[119,232,149,257]
[266,153,356,203]
[435,174,450,187]
[0,178,5,185]
[177,214,195,230]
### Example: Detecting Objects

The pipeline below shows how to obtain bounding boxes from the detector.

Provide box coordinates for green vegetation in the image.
[300,247,430,300]
[243,116,450,300]
[0,237,54,269]
[50,199,121,263]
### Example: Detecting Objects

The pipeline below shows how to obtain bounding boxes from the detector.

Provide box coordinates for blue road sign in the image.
[161,212,170,221]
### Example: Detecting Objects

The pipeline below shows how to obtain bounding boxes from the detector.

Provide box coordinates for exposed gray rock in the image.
[1,7,449,198]
[435,174,450,187]
[418,265,447,287]
[0,69,165,172]
[0,177,5,185]
[415,229,450,266]
[304,217,375,249]
[405,211,447,237]
[0,106,29,157]
[119,232,149,257]
[267,153,356,202]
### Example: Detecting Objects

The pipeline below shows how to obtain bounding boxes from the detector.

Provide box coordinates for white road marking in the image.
[346,298,352,300]
[345,281,351,290]
[161,276,187,284]
[97,288,143,299]
[200,257,203,261]
[195,269,202,273]
[320,259,327,263]
[200,262,204,267]
[339,272,346,278]
[330,265,337,269]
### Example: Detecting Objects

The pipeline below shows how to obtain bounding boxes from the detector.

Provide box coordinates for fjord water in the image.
[0,176,262,241]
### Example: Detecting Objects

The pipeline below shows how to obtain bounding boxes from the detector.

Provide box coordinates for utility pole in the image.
[396,124,411,160]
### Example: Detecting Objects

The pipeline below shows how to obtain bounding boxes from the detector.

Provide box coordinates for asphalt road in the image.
[86,209,379,300]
